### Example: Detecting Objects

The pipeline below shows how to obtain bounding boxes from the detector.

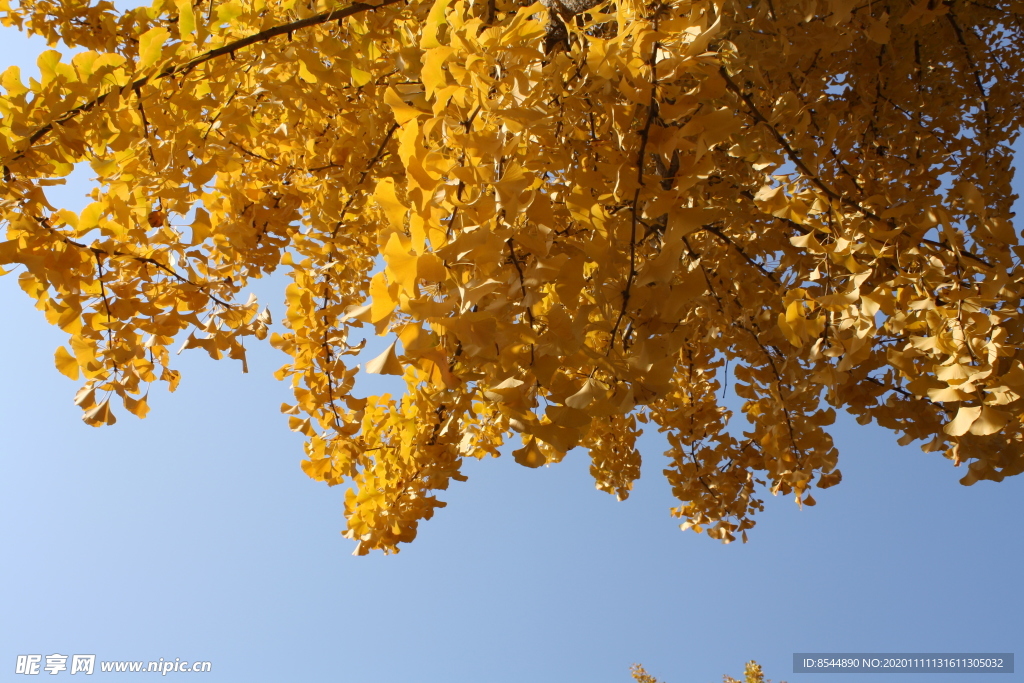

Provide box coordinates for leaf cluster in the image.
[2,0,1022,552]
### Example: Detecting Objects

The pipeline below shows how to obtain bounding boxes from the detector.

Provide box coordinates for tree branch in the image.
[35,216,235,308]
[11,0,404,161]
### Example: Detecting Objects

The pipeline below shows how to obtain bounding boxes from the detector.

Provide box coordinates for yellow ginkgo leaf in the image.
[82,398,116,427]
[364,342,403,375]
[137,27,170,71]
[944,405,982,437]
[512,437,546,468]
[54,346,79,380]
[175,0,196,37]
[384,87,424,126]
[419,0,450,49]
[565,378,606,410]
[969,407,1011,436]
[382,232,418,296]
[124,394,150,419]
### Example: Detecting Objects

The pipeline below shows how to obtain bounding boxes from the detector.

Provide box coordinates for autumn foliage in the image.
[632,660,784,683]
[1,0,1022,553]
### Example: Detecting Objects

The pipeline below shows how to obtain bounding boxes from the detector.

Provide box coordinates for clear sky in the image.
[1,14,1022,683]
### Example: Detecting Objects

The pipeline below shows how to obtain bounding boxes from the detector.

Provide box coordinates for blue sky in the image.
[1,15,1022,683]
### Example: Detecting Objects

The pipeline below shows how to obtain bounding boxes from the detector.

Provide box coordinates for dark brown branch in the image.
[356,122,399,186]
[319,282,345,432]
[36,217,234,308]
[704,224,781,287]
[133,84,158,166]
[506,238,535,326]
[330,122,399,239]
[721,67,994,269]
[93,250,118,373]
[226,139,281,166]
[863,375,954,415]
[946,11,993,139]
[721,67,851,208]
[609,41,658,353]
[12,0,404,160]
[738,186,990,269]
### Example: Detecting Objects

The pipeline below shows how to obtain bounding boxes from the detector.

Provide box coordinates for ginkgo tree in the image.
[632,660,783,683]
[1,0,1022,554]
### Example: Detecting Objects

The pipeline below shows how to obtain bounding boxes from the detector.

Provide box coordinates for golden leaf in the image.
[944,406,982,437]
[969,407,1010,436]
[512,436,546,468]
[137,27,170,71]
[364,342,404,375]
[3,0,1021,555]
[53,346,79,380]
[82,398,116,427]
[124,394,150,418]
[175,0,197,37]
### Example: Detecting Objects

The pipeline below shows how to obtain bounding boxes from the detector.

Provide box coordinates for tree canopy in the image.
[632,660,784,683]
[1,0,1022,553]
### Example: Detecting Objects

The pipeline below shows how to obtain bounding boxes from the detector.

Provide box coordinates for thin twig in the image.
[10,0,404,161]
